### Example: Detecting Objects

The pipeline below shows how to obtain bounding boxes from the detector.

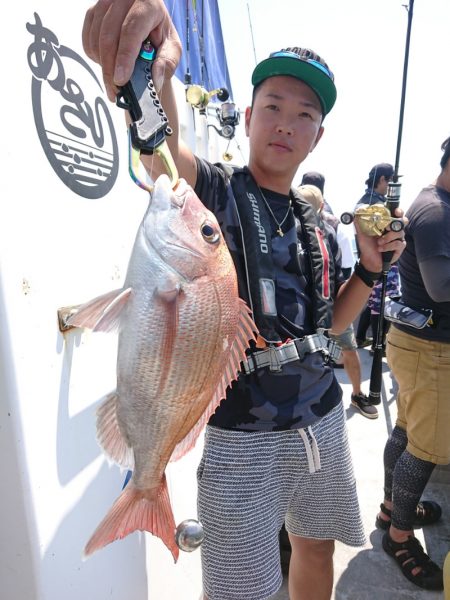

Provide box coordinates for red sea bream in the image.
[68,175,257,560]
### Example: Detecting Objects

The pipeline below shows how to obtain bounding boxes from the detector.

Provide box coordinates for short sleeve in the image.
[194,157,228,212]
[411,201,450,263]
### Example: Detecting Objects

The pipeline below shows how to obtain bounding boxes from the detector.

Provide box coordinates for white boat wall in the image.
[0,2,241,599]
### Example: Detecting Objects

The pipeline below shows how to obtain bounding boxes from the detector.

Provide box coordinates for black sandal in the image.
[375,501,442,530]
[382,531,443,590]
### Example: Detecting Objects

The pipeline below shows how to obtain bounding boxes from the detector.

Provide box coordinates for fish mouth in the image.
[145,176,207,278]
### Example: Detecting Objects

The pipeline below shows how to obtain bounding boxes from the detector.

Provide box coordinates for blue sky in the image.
[217,0,450,215]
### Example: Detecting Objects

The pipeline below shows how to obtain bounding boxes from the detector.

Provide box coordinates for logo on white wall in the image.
[26,13,119,199]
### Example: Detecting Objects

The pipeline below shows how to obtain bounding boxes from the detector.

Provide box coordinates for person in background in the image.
[376,137,450,592]
[368,264,400,355]
[299,184,377,419]
[355,163,396,349]
[300,171,334,214]
[356,162,394,207]
[300,172,356,278]
[82,3,406,597]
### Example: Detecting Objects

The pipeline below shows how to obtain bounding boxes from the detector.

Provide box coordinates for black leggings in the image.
[383,426,436,530]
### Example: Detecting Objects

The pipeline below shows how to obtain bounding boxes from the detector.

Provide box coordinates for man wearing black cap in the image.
[356,162,394,207]
[301,170,325,192]
[354,162,396,348]
[82,3,407,598]
[301,170,334,213]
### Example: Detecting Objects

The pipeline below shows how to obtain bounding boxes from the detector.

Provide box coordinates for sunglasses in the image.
[269,51,334,81]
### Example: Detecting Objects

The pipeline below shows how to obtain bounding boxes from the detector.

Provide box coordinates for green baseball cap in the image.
[251,47,337,115]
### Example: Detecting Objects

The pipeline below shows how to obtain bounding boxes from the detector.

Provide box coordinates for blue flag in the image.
[164,0,233,99]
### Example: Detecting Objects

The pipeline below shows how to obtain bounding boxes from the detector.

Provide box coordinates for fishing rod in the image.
[368,0,415,405]
[247,2,258,66]
[182,0,240,160]
[184,0,192,85]
[183,0,230,111]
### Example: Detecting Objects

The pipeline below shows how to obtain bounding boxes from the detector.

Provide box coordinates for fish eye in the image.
[201,221,220,243]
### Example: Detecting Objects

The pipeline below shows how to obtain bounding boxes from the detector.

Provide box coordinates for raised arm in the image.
[82,0,197,187]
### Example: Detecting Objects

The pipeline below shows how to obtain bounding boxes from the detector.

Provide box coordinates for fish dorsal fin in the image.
[170,299,257,462]
[67,288,132,332]
[96,391,134,470]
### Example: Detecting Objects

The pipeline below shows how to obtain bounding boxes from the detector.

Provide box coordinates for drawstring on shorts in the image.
[298,426,321,473]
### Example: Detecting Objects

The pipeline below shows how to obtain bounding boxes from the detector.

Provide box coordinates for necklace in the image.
[258,187,292,237]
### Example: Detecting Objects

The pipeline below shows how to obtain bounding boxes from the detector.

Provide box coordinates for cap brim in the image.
[252,56,337,115]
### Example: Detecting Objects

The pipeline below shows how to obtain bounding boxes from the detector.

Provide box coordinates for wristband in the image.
[353,261,382,288]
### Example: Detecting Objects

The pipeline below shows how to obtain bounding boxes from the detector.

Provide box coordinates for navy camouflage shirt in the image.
[195,158,343,431]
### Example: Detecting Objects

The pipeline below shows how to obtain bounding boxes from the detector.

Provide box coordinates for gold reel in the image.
[341,203,403,236]
[185,85,228,110]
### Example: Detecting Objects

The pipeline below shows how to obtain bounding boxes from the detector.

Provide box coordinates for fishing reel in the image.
[209,101,241,139]
[341,203,404,236]
[185,84,230,112]
[186,83,241,161]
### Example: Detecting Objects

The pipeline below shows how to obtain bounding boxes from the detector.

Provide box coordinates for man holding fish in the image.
[81,1,406,598]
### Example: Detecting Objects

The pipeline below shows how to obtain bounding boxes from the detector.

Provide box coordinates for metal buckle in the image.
[242,333,339,374]
[242,354,255,375]
[268,345,283,372]
[327,338,342,363]
[305,333,322,354]
[293,334,317,360]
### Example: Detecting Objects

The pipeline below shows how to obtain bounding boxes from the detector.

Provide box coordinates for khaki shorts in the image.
[387,326,450,464]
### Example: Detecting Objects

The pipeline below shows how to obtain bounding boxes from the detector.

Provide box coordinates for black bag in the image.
[384,298,433,330]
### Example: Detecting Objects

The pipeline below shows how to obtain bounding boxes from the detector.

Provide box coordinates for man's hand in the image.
[355,208,407,272]
[82,0,182,101]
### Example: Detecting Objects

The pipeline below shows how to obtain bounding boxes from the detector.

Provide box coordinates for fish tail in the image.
[83,475,179,561]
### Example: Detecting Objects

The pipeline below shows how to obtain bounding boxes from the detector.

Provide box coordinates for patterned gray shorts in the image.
[197,402,365,600]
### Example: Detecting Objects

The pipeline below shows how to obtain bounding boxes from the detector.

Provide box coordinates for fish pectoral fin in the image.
[96,391,134,470]
[67,288,132,332]
[154,280,182,398]
[155,275,181,303]
[170,298,258,462]
[83,476,179,562]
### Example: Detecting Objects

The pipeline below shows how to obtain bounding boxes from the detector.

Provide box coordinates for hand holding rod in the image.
[381,181,402,271]
[367,184,400,403]
[368,0,415,406]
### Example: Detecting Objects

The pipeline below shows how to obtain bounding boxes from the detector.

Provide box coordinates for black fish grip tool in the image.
[116,40,179,191]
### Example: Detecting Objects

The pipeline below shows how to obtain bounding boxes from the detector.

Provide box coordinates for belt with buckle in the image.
[242,333,341,375]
